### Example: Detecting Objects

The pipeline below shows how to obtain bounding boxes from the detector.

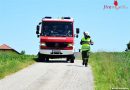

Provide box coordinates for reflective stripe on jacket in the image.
[81,37,91,51]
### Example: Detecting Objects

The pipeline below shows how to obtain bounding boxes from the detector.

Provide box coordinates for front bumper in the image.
[39,49,74,55]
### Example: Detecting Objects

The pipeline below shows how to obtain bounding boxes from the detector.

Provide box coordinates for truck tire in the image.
[45,57,49,62]
[70,55,75,63]
[70,59,74,63]
[38,53,43,62]
[38,53,46,62]
[66,58,70,62]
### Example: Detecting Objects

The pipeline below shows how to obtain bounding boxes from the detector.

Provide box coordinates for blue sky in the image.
[0,0,130,54]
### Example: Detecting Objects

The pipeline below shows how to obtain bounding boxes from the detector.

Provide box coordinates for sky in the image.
[0,0,130,54]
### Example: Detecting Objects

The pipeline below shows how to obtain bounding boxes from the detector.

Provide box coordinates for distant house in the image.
[0,44,19,54]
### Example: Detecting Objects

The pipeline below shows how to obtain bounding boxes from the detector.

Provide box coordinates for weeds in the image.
[89,52,130,90]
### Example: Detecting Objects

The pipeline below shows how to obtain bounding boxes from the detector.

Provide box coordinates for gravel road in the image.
[0,60,94,90]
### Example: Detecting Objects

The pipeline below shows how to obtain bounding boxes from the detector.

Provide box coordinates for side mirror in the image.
[76,28,80,34]
[39,22,42,25]
[37,35,40,38]
[76,34,78,38]
[74,34,78,38]
[36,25,40,34]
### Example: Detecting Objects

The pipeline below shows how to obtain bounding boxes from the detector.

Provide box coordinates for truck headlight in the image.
[40,43,46,46]
[68,43,73,47]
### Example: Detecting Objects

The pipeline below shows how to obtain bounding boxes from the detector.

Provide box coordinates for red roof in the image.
[0,44,13,50]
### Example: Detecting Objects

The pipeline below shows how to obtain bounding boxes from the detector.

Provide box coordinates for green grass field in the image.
[1,51,130,90]
[0,51,36,79]
[89,52,130,90]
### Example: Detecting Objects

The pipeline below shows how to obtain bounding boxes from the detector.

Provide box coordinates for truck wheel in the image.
[66,58,70,62]
[70,59,74,63]
[38,58,42,62]
[46,57,49,62]
[38,53,43,62]
[39,57,46,62]
[70,55,75,63]
[38,53,46,62]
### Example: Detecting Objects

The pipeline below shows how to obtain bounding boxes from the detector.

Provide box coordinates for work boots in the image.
[82,60,84,65]
[82,58,88,67]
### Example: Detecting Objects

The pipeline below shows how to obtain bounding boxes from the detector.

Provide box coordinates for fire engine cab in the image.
[36,16,79,63]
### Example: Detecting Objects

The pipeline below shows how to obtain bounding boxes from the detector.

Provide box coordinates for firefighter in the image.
[80,32,94,67]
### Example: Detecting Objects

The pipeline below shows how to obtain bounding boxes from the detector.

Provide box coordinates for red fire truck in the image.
[36,17,79,63]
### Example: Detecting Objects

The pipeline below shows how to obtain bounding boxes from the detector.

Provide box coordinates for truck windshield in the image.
[41,22,73,37]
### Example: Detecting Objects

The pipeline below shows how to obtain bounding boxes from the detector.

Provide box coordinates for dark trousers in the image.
[82,50,90,64]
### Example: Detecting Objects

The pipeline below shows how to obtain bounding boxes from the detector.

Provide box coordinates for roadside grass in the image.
[89,52,130,90]
[0,51,36,79]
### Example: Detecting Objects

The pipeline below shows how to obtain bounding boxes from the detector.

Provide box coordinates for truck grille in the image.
[46,42,68,48]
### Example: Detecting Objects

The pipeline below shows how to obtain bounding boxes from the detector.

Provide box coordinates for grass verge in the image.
[89,52,130,90]
[0,51,36,79]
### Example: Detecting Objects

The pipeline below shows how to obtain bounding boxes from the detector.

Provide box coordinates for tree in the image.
[125,41,130,51]
[20,50,25,55]
[127,41,130,49]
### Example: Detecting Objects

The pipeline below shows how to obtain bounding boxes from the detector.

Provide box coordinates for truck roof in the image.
[42,17,74,22]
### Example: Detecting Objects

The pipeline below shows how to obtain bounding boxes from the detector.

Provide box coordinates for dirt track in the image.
[0,60,94,90]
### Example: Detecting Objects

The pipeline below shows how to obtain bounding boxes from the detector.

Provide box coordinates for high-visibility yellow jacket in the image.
[80,37,91,51]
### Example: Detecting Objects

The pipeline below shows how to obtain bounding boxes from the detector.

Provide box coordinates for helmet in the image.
[84,32,89,36]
